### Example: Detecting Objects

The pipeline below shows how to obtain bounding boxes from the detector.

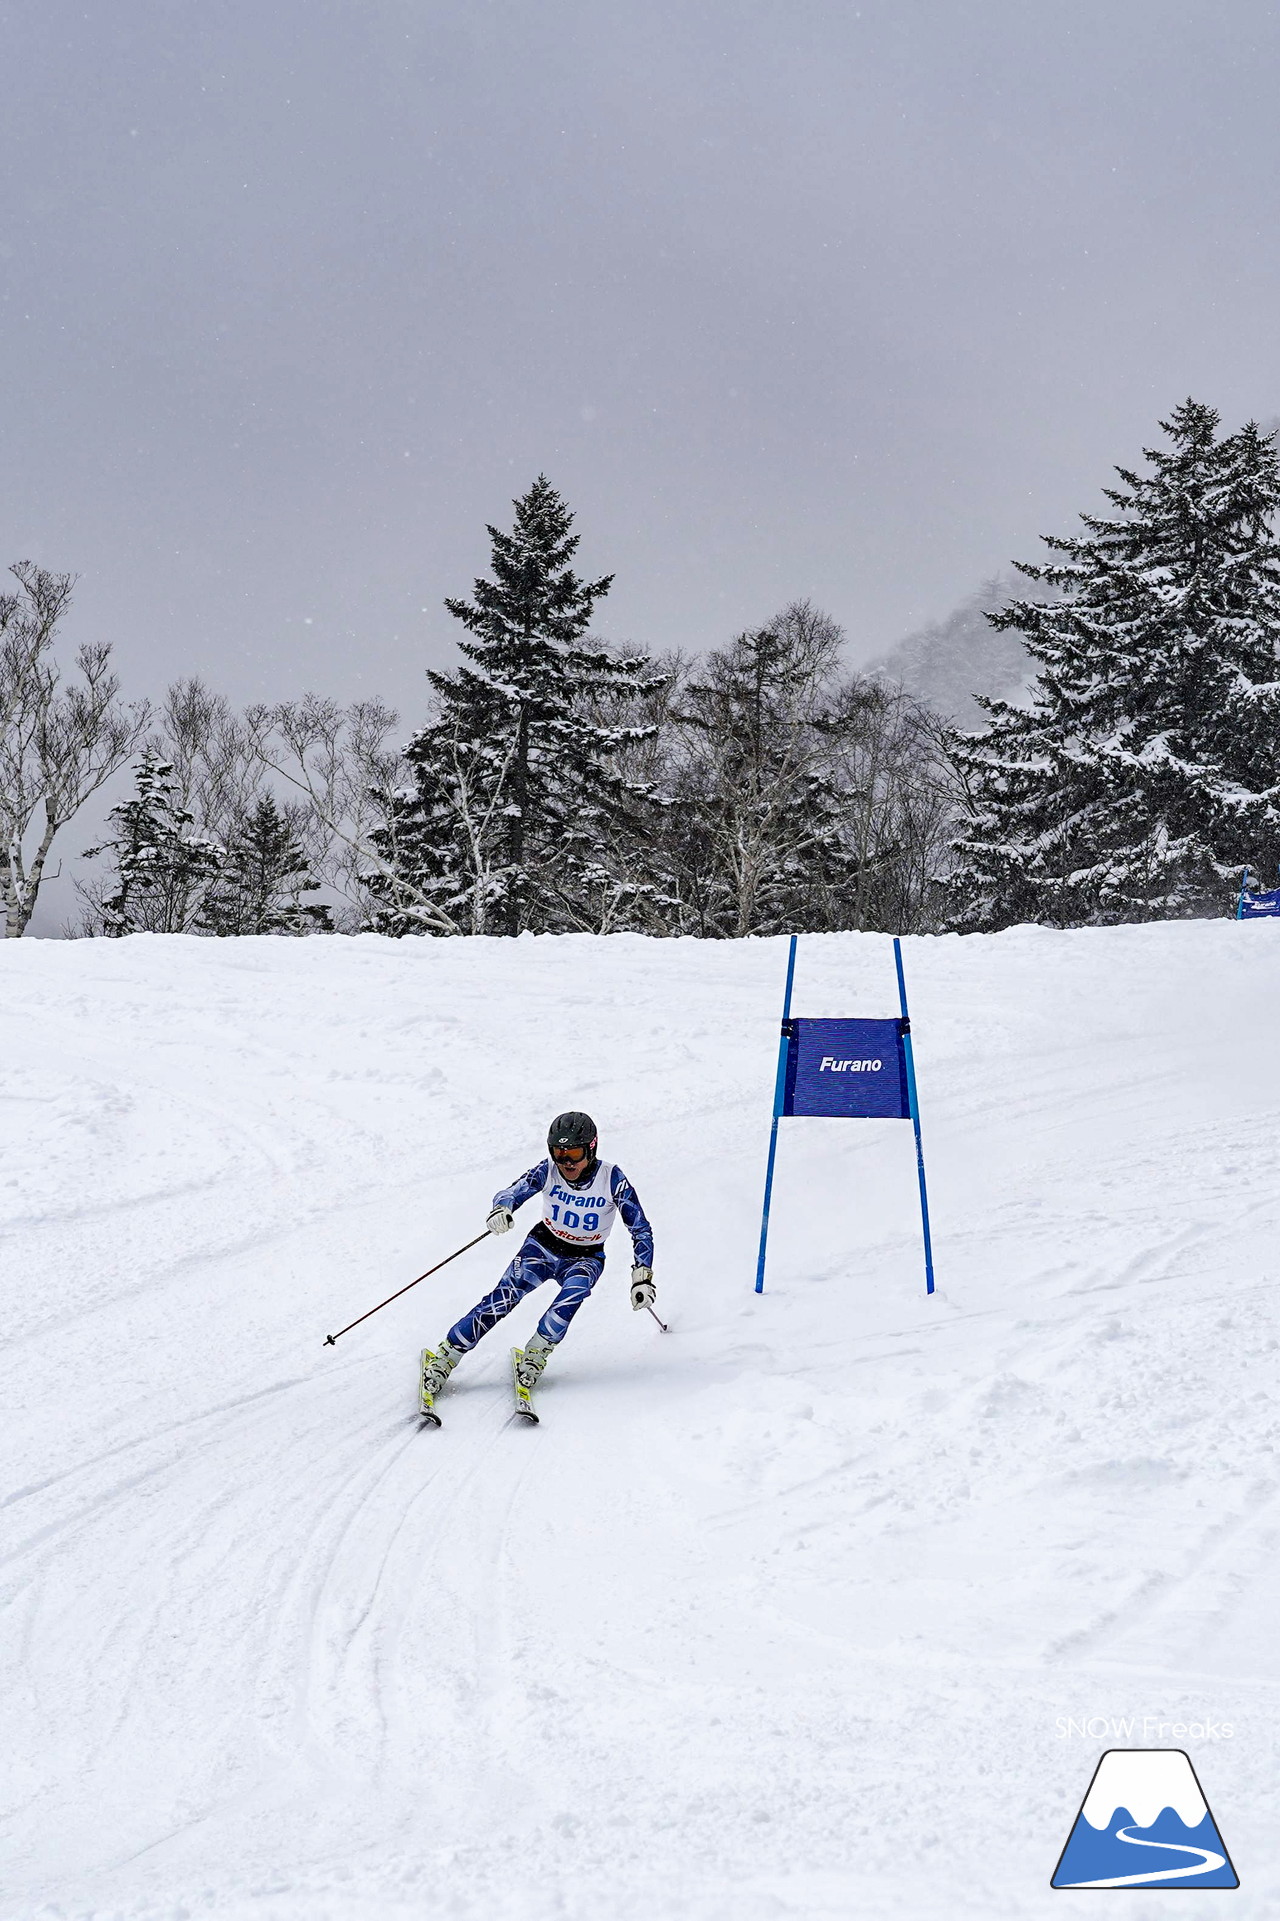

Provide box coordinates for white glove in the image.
[487,1206,514,1235]
[630,1265,655,1311]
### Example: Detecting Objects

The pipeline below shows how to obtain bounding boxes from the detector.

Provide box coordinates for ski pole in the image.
[323,1230,491,1346]
[646,1305,670,1333]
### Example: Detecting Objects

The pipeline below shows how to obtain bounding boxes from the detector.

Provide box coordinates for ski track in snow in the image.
[1,925,1278,1919]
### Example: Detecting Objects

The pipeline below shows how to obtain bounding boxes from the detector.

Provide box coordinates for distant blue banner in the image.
[1240,888,1280,919]
[782,1017,910,1120]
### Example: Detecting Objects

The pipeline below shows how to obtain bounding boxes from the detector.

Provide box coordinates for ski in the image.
[418,1347,444,1427]
[510,1347,540,1424]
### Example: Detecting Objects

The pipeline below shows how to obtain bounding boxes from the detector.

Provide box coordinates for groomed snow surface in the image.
[2,925,1277,1921]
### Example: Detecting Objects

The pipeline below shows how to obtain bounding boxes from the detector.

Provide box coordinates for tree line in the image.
[4,399,1278,941]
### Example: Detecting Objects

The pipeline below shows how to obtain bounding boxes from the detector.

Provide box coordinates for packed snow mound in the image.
[1,924,1277,1921]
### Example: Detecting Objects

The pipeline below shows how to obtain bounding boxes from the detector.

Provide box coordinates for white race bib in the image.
[542,1160,617,1248]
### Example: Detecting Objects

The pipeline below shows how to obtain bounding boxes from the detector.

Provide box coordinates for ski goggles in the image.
[550,1142,593,1165]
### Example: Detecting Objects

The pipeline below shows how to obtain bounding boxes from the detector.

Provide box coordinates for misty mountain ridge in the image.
[868,573,1037,725]
[877,416,1278,727]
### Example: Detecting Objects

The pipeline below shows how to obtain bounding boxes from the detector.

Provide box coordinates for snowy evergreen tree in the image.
[201,794,332,935]
[84,749,225,934]
[369,476,661,935]
[948,401,1280,928]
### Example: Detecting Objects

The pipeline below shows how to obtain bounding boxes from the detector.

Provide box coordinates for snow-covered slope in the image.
[2,925,1277,1921]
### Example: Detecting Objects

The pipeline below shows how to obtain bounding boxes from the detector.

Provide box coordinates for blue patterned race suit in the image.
[447,1158,653,1352]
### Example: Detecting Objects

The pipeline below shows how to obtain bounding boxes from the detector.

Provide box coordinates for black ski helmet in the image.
[547,1110,597,1155]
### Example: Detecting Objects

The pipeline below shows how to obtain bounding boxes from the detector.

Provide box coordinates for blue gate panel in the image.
[1241,888,1280,918]
[783,1017,910,1119]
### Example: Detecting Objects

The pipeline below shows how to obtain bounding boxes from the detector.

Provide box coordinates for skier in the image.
[419,1111,655,1415]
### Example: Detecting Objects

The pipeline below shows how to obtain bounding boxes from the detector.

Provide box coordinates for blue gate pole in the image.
[755,934,798,1295]
[893,936,935,1297]
[1236,867,1249,919]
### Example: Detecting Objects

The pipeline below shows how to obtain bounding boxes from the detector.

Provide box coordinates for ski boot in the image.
[420,1338,463,1419]
[514,1332,554,1390]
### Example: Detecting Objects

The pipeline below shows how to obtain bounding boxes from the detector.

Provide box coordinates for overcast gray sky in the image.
[3,0,1278,717]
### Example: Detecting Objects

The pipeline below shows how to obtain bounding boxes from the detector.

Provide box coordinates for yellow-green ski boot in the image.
[419,1339,462,1424]
[511,1333,552,1422]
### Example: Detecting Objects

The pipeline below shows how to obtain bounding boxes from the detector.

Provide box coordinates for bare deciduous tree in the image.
[602,603,955,938]
[821,678,955,933]
[0,562,149,938]
[160,677,262,836]
[677,601,847,937]
[247,695,455,932]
